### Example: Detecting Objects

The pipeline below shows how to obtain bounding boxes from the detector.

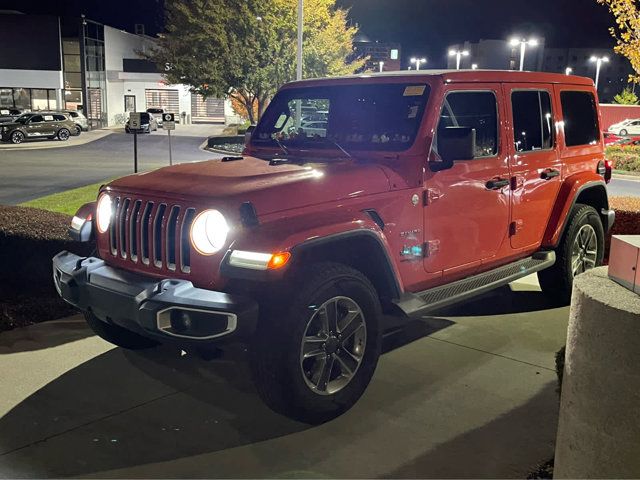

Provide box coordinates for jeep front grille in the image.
[108,196,196,273]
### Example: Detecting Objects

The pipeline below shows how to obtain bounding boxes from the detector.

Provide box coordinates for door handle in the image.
[486,178,510,190]
[541,169,560,180]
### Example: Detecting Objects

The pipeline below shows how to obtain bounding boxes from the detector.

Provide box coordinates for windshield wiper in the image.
[273,136,289,157]
[323,137,353,159]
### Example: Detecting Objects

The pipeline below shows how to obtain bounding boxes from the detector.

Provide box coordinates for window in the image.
[13,88,31,110]
[53,114,67,121]
[390,49,399,60]
[124,95,136,112]
[32,89,49,111]
[436,91,498,157]
[560,91,600,146]
[0,89,12,108]
[512,90,554,152]
[255,83,430,152]
[30,115,44,123]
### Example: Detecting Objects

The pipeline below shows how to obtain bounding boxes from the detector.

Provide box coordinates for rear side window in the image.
[512,90,554,152]
[560,91,600,146]
[437,91,498,157]
[53,114,66,121]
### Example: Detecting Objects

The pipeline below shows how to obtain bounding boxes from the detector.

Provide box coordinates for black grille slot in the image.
[180,208,196,273]
[140,202,153,264]
[119,198,131,259]
[166,206,181,270]
[153,204,167,268]
[109,197,120,256]
[129,200,142,261]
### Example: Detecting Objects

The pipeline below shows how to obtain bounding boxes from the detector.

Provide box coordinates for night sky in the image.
[1,0,616,68]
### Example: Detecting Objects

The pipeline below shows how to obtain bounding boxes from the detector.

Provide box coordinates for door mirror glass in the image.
[244,125,256,147]
[437,126,476,163]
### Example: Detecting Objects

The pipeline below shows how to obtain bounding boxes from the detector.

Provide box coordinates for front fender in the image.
[542,172,608,247]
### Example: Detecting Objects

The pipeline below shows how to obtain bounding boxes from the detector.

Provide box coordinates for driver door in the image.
[26,115,45,137]
[423,86,511,279]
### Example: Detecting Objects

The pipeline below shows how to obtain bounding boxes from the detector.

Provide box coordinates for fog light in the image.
[170,310,192,332]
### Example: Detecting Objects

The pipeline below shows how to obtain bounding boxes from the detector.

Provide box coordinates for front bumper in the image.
[53,251,258,346]
[602,208,616,233]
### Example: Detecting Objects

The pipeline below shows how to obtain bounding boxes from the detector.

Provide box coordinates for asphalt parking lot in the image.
[0,275,566,478]
[0,125,225,205]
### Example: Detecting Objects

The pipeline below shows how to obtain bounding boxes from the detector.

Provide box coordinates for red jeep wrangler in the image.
[54,70,614,423]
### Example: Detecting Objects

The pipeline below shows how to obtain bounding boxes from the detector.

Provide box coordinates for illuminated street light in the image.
[379,61,384,73]
[510,37,538,71]
[449,49,469,70]
[410,57,427,71]
[471,63,478,70]
[565,67,573,75]
[590,55,609,89]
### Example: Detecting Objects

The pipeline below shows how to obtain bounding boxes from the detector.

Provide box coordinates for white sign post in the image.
[129,112,142,173]
[162,113,176,166]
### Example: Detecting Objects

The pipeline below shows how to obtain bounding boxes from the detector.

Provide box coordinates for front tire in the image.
[538,203,604,304]
[620,129,628,136]
[10,131,25,144]
[57,128,70,141]
[84,311,159,350]
[251,262,382,424]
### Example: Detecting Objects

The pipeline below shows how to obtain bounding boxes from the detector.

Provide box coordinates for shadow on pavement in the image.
[388,382,559,479]
[0,317,93,354]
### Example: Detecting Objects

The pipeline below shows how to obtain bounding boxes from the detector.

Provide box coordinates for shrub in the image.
[605,146,640,172]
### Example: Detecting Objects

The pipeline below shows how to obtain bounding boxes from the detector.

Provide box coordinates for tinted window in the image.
[255,83,430,152]
[437,91,498,157]
[53,114,66,121]
[512,90,554,152]
[560,91,600,146]
[30,115,43,123]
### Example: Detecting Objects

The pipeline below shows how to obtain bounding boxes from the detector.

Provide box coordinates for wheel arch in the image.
[543,176,610,248]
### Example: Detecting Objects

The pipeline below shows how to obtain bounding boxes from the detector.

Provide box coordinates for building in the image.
[447,38,546,72]
[542,48,634,102]
[354,34,402,72]
[0,12,229,129]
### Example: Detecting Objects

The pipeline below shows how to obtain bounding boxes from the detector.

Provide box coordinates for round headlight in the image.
[96,194,113,233]
[190,209,229,255]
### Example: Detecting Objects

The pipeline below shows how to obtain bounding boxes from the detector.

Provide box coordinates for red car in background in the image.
[604,132,623,145]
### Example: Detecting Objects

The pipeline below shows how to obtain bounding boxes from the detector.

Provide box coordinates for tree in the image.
[597,0,640,82]
[145,0,365,123]
[613,86,640,104]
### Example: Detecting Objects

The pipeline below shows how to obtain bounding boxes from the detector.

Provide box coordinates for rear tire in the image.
[250,262,382,424]
[538,203,604,304]
[84,311,159,350]
[620,128,628,136]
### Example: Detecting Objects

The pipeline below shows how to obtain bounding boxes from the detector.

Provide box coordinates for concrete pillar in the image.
[555,267,640,478]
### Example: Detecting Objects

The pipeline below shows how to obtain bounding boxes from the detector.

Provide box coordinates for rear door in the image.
[26,115,46,137]
[505,84,562,250]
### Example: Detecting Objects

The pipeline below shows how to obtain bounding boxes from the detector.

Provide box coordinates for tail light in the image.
[598,160,613,184]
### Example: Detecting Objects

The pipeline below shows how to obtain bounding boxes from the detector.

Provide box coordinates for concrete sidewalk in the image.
[0,275,567,478]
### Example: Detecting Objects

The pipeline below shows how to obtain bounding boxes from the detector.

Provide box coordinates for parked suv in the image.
[62,110,89,134]
[1,112,76,144]
[125,112,158,133]
[54,71,614,423]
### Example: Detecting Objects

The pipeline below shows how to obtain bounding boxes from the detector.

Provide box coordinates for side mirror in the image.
[430,126,476,172]
[244,125,256,147]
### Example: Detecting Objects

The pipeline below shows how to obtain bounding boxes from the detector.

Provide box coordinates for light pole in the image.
[510,37,538,71]
[379,61,384,73]
[565,67,573,75]
[449,49,469,70]
[297,0,303,81]
[590,55,609,90]
[410,57,427,71]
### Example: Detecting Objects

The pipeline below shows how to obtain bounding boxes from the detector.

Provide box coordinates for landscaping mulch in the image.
[0,205,93,332]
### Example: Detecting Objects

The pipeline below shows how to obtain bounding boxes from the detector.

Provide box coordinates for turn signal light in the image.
[267,252,291,270]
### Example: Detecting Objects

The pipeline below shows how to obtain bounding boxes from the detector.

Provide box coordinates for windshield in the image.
[14,114,32,124]
[254,83,431,152]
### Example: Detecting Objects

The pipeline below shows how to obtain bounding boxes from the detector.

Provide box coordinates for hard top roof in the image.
[286,69,595,88]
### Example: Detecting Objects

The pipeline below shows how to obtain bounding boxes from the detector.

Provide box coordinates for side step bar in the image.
[394,251,556,318]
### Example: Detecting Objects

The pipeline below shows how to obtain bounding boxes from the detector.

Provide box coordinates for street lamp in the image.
[565,67,573,75]
[379,61,384,73]
[449,49,469,70]
[297,0,303,81]
[590,55,609,89]
[510,37,538,71]
[471,63,478,70]
[410,57,427,71]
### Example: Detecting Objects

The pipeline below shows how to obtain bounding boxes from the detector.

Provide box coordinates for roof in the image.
[286,69,595,88]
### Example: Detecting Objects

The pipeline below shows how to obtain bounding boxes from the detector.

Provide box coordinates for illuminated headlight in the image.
[190,209,229,255]
[96,194,113,233]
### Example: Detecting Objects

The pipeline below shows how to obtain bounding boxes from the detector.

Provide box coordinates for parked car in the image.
[0,108,22,123]
[146,108,165,126]
[125,112,158,133]
[608,118,640,136]
[55,70,614,424]
[604,132,623,145]
[610,135,640,147]
[1,112,76,144]
[62,110,89,134]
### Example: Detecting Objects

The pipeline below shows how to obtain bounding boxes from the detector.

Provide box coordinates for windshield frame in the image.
[252,82,431,154]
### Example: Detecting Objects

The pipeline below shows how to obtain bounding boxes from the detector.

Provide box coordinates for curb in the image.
[612,173,640,182]
[0,130,113,151]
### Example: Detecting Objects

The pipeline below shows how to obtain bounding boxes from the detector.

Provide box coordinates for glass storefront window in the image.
[64,54,81,72]
[64,90,82,111]
[0,89,13,108]
[64,72,82,89]
[62,39,80,54]
[13,88,31,110]
[32,89,49,111]
[48,90,58,110]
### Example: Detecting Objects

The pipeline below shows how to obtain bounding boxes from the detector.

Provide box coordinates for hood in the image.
[107,156,392,216]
